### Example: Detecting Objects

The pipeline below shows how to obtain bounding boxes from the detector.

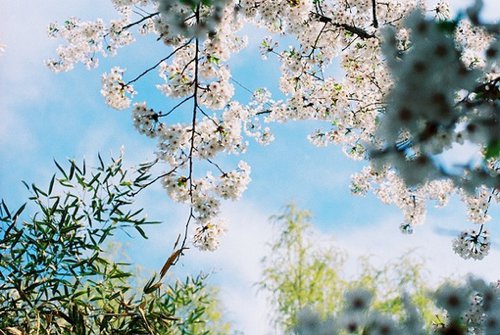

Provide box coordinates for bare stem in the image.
[126,38,193,86]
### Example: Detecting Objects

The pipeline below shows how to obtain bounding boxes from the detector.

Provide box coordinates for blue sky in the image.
[1,1,499,333]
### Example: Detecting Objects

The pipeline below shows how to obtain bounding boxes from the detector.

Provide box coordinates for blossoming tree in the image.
[46,0,498,260]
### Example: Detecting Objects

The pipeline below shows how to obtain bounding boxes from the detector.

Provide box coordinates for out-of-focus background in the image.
[1,1,499,333]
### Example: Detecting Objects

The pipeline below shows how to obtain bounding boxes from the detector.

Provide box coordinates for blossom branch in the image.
[182,6,202,255]
[126,38,194,85]
[372,0,379,28]
[205,157,226,175]
[179,208,195,258]
[130,164,181,197]
[121,12,159,32]
[158,95,194,118]
[311,12,376,39]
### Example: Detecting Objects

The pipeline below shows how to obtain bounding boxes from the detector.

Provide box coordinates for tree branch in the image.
[372,0,379,28]
[311,12,376,39]
[121,12,160,32]
[126,38,193,85]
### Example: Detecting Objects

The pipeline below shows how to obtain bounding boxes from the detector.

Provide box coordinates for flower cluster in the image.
[101,67,136,110]
[377,5,498,183]
[158,0,229,38]
[46,18,105,71]
[192,221,225,251]
[47,0,498,255]
[46,13,137,72]
[461,186,493,224]
[351,166,455,227]
[161,161,250,251]
[296,277,500,335]
[132,102,160,137]
[452,227,490,260]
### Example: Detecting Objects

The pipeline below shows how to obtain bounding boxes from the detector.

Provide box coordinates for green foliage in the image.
[258,205,347,333]
[259,205,439,334]
[0,155,232,335]
[485,140,500,160]
[436,19,459,33]
[349,253,437,327]
[179,0,215,10]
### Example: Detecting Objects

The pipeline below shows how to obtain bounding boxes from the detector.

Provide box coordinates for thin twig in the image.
[197,105,220,127]
[159,95,194,118]
[121,12,159,32]
[183,5,202,253]
[126,38,193,86]
[130,165,181,197]
[231,77,254,95]
[206,157,226,175]
[311,12,376,39]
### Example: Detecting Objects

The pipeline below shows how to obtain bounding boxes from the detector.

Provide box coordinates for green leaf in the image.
[485,140,500,159]
[54,159,68,179]
[69,161,76,180]
[48,174,56,194]
[207,55,220,65]
[1,200,11,218]
[436,20,458,33]
[135,225,148,239]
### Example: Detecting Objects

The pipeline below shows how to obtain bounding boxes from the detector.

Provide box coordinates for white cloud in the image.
[180,201,275,334]
[337,213,500,284]
[0,1,111,103]
[0,106,37,153]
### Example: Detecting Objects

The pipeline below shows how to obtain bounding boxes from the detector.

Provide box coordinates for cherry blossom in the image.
[47,0,498,258]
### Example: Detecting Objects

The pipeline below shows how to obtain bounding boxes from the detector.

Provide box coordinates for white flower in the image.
[192,220,225,251]
[132,102,160,137]
[452,228,490,260]
[435,283,471,317]
[344,289,373,312]
[101,67,136,110]
[295,308,322,335]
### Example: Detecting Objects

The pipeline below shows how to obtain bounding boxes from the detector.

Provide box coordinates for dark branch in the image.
[372,0,379,28]
[121,12,160,32]
[159,95,194,118]
[126,38,193,85]
[311,12,376,39]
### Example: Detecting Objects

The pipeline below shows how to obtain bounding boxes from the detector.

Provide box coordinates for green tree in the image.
[258,206,347,333]
[258,204,439,334]
[0,155,233,335]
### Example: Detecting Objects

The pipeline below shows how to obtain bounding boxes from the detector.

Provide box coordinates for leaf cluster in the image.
[259,205,439,334]
[0,155,231,335]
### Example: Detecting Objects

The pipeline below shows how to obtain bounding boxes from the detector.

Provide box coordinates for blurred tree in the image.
[258,204,438,334]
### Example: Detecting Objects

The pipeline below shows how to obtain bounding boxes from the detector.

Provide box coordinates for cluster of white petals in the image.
[160,161,250,250]
[192,220,225,251]
[158,0,228,37]
[297,277,500,335]
[47,0,498,255]
[101,67,136,110]
[46,14,137,72]
[111,0,151,9]
[46,18,105,71]
[461,186,493,224]
[452,227,490,260]
[351,166,455,228]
